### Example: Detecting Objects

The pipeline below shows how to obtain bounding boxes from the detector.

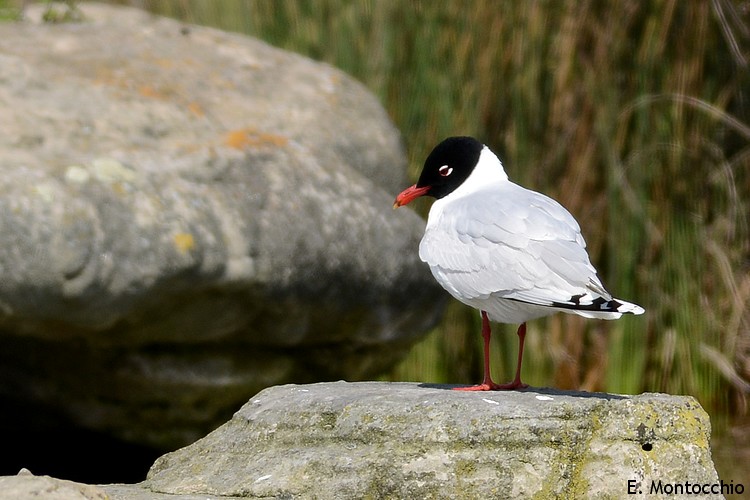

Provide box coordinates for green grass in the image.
[0,0,22,20]
[123,1,748,416]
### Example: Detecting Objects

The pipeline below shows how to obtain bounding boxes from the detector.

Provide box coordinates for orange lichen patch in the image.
[92,71,118,89]
[139,85,169,99]
[187,101,205,117]
[173,232,196,254]
[93,74,170,101]
[151,57,174,69]
[224,128,288,150]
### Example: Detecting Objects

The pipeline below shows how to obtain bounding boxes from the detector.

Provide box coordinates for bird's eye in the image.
[438,165,453,177]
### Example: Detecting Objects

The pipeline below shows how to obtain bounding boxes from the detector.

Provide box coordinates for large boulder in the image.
[0,2,444,452]
[102,382,720,499]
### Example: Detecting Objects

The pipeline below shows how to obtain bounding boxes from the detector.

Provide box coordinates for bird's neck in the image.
[448,147,509,199]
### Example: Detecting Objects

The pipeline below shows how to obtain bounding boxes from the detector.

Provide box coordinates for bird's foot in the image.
[452,380,528,391]
[452,383,502,391]
[494,380,529,390]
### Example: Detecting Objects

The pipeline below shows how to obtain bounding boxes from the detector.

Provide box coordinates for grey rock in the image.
[0,469,108,500]
[133,381,721,499]
[0,3,443,450]
[0,383,723,499]
[0,472,229,500]
[104,484,243,500]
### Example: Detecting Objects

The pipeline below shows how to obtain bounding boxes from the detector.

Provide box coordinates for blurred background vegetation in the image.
[120,0,750,408]
[6,0,749,482]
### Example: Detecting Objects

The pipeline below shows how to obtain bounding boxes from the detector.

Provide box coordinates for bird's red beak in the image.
[393,184,430,208]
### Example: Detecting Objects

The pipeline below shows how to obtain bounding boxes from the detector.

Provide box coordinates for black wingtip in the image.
[551,296,644,314]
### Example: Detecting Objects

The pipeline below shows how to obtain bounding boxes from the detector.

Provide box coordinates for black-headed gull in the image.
[395,136,644,391]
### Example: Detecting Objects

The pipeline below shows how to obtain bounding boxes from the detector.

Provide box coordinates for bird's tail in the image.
[568,297,645,320]
[556,278,645,320]
[611,298,645,315]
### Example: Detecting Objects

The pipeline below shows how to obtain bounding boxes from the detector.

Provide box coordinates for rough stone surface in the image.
[134,382,721,499]
[0,469,109,500]
[0,383,723,499]
[0,2,443,451]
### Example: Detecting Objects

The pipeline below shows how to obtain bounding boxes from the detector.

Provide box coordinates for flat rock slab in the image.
[134,381,721,499]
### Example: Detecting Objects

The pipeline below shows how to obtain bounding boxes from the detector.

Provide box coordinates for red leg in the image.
[494,322,529,390]
[453,311,503,391]
[453,318,529,391]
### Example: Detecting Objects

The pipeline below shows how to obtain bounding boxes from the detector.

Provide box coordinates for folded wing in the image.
[419,183,637,316]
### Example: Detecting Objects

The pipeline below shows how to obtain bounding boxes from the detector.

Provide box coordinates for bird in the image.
[394,136,644,391]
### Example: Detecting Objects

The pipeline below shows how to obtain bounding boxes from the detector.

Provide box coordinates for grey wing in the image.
[419,185,612,308]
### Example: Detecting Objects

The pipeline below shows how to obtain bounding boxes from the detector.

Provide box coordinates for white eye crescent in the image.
[438,165,453,177]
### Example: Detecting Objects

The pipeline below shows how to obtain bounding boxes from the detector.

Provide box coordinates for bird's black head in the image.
[393,136,485,208]
[416,136,484,199]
